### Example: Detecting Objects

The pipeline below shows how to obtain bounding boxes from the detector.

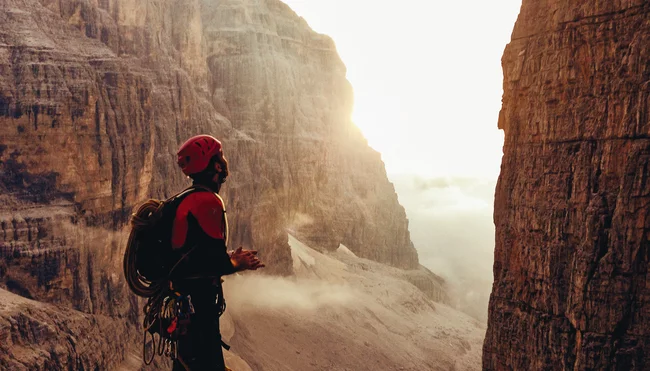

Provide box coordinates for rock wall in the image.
[484,1,650,370]
[0,0,421,367]
[0,289,136,370]
[200,0,417,270]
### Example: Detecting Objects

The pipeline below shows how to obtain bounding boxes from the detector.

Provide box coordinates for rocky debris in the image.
[484,1,650,370]
[0,288,135,370]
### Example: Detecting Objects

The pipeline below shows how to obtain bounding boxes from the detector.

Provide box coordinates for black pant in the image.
[172,281,226,371]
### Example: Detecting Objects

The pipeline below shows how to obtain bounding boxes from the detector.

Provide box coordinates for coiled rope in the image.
[124,199,166,297]
[123,199,177,365]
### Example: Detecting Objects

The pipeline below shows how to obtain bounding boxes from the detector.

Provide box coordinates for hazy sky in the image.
[283,0,522,178]
[282,0,523,321]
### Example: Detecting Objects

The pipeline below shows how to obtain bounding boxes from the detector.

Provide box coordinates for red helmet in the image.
[177,135,223,176]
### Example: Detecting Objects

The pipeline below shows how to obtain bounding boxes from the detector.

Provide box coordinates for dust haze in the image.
[392,174,496,323]
[229,174,497,324]
[220,235,485,370]
[224,274,357,312]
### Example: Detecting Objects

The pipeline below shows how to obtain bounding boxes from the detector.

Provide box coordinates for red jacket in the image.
[169,190,236,280]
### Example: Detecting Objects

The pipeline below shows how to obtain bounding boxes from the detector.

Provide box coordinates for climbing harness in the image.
[142,288,196,366]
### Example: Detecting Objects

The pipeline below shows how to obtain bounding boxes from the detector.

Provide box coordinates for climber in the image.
[170,134,265,371]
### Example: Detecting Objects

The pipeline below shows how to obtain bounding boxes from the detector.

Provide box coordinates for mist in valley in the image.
[220,235,485,371]
[392,174,496,323]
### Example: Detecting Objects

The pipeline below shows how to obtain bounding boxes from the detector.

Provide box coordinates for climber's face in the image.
[212,153,229,185]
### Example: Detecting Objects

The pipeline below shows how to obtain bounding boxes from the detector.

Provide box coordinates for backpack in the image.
[123,186,205,297]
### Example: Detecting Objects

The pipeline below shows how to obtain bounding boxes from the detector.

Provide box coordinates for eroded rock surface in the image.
[1,0,420,368]
[484,1,650,370]
[0,289,135,370]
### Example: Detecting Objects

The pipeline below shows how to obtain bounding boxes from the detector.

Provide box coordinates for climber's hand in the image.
[230,246,266,271]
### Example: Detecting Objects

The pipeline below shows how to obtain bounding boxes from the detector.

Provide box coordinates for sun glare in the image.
[284,0,522,179]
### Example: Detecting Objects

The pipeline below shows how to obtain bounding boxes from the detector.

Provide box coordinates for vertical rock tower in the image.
[484,1,650,369]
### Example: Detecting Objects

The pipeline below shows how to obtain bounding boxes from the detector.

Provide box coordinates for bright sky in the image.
[283,0,522,179]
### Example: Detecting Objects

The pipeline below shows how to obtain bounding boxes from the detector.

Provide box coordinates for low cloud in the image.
[224,274,357,312]
[392,174,496,322]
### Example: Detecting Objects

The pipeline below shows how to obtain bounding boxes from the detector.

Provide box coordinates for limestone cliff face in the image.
[0,289,135,370]
[484,1,650,370]
[200,0,418,270]
[0,0,420,367]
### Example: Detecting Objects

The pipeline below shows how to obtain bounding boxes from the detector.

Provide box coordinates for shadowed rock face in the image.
[0,0,420,368]
[484,1,650,370]
[0,289,137,370]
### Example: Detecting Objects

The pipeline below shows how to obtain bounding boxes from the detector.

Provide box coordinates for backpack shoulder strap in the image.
[167,186,203,203]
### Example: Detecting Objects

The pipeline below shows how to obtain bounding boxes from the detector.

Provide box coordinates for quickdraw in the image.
[143,290,196,367]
